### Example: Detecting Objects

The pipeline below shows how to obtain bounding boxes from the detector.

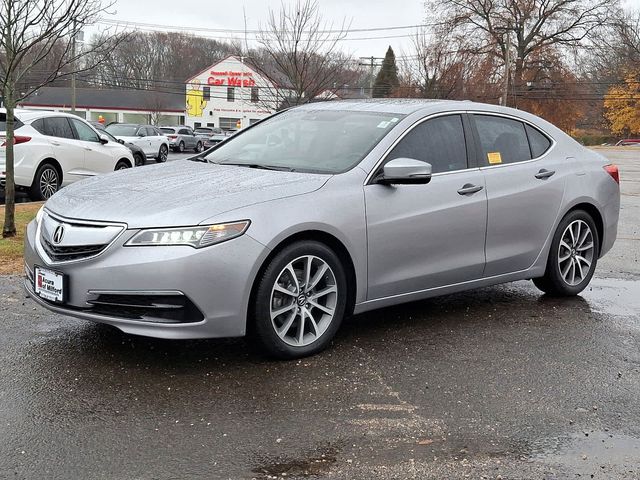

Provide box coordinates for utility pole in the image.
[498,26,511,107]
[359,56,383,98]
[71,21,76,114]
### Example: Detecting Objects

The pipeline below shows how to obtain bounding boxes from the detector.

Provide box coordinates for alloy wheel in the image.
[159,145,168,161]
[39,168,58,199]
[270,255,338,347]
[557,219,595,286]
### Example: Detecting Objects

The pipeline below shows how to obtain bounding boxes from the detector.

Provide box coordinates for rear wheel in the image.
[252,241,348,359]
[29,163,60,200]
[533,210,599,296]
[155,144,168,163]
[178,141,185,153]
[194,141,203,153]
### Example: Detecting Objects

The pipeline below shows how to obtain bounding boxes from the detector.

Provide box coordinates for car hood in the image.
[45,160,331,228]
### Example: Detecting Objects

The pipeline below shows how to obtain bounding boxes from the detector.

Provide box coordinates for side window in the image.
[31,118,45,134]
[178,129,188,135]
[146,127,157,136]
[386,115,468,174]
[70,119,99,142]
[43,117,75,139]
[137,127,147,137]
[526,124,552,157]
[474,115,531,165]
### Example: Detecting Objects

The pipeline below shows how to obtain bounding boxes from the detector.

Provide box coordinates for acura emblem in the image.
[52,225,65,244]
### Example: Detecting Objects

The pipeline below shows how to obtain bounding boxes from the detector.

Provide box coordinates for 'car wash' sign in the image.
[208,71,256,87]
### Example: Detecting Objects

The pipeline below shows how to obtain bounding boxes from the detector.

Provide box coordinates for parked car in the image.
[193,127,215,144]
[24,100,620,359]
[0,110,135,200]
[105,124,169,162]
[615,139,640,146]
[205,127,236,147]
[160,126,203,153]
[90,122,145,166]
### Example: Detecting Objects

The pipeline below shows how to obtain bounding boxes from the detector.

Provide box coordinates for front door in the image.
[36,117,85,185]
[69,118,115,174]
[365,114,488,300]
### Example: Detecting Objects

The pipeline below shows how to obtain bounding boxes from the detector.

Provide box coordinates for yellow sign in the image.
[487,152,502,164]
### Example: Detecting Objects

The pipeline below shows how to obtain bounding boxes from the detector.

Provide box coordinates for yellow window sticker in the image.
[487,152,502,164]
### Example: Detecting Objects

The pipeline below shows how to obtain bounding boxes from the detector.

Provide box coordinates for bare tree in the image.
[0,0,123,237]
[256,0,352,107]
[426,0,622,104]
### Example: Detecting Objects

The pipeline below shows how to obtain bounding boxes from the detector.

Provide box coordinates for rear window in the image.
[160,127,175,134]
[0,113,24,131]
[106,124,138,136]
[526,124,552,157]
[195,128,212,134]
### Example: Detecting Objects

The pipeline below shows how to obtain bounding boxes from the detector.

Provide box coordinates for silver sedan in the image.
[24,100,620,359]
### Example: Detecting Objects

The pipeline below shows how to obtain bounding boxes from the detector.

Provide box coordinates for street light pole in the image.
[71,21,76,114]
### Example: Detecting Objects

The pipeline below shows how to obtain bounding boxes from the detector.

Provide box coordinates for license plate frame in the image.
[34,265,67,304]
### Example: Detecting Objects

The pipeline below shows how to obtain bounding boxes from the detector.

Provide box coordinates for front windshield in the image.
[106,124,138,136]
[204,109,405,174]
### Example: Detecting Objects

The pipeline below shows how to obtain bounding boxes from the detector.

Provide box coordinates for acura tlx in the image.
[24,100,620,359]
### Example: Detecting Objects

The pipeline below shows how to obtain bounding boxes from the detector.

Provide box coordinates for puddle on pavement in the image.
[580,278,640,318]
[531,431,640,477]
[252,446,339,478]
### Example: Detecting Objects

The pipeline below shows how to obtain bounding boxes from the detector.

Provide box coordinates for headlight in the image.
[125,221,250,248]
[35,206,45,224]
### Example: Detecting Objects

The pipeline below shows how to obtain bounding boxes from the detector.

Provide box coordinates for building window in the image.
[209,111,213,116]
[194,122,201,128]
[220,117,241,130]
[251,87,259,103]
[227,87,235,102]
[203,86,210,101]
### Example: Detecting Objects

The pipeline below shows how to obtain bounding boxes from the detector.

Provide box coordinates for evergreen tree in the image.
[372,46,400,98]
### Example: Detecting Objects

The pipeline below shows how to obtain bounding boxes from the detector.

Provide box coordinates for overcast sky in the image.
[101,0,640,60]
[103,0,426,59]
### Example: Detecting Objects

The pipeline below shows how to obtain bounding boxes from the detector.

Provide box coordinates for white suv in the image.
[0,110,136,200]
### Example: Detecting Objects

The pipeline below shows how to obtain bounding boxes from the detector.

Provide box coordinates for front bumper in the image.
[24,218,270,339]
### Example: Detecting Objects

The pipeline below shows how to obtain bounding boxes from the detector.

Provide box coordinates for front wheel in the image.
[252,241,348,359]
[194,141,203,153]
[115,160,131,170]
[533,210,599,296]
[156,144,168,163]
[30,163,60,200]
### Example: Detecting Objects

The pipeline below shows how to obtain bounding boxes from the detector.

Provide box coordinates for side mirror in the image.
[137,131,145,137]
[375,158,432,185]
[117,138,124,145]
[98,134,109,144]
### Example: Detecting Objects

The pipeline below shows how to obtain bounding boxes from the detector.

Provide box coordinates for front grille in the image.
[87,293,204,324]
[41,237,107,262]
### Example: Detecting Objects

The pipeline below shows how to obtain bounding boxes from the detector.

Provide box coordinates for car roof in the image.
[3,109,89,122]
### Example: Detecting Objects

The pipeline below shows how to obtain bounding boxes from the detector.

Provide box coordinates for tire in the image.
[251,241,348,359]
[178,141,185,153]
[155,144,168,163]
[115,160,131,170]
[533,210,599,296]
[134,153,144,167]
[29,163,60,200]
[194,141,203,153]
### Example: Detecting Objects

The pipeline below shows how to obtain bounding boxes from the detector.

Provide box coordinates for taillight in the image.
[604,164,620,184]
[0,135,31,147]
[167,135,177,139]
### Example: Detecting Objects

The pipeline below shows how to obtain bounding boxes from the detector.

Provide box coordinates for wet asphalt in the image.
[1,149,639,479]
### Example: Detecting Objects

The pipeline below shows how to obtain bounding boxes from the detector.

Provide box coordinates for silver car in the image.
[24,100,620,359]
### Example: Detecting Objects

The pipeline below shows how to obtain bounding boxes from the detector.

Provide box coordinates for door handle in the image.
[457,184,484,195]
[535,169,555,179]
[50,141,60,146]
[84,147,93,151]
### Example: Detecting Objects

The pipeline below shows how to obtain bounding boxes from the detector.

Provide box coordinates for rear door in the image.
[470,114,566,277]
[365,114,488,299]
[69,118,116,174]
[34,117,86,185]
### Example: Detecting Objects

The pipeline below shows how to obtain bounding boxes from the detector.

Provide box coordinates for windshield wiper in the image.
[189,155,208,163]
[220,162,295,172]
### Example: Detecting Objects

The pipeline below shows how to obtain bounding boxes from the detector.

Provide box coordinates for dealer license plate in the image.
[34,266,65,303]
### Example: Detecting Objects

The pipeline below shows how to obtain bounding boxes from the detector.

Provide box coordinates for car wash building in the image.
[185,55,286,130]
